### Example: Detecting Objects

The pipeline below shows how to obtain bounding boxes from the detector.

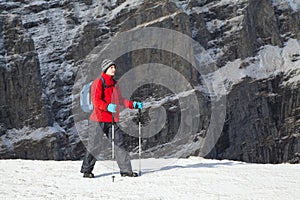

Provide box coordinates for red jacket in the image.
[89,73,134,122]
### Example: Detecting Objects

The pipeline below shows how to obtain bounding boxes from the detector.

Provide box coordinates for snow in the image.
[201,39,300,96]
[272,0,300,11]
[133,11,180,30]
[206,19,225,33]
[212,0,247,8]
[172,0,248,15]
[205,15,244,35]
[109,0,144,19]
[0,157,299,199]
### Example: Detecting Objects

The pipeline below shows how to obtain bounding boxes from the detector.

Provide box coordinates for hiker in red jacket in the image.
[81,59,143,178]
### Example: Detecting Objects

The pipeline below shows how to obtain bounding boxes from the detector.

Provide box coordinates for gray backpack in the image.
[80,77,106,113]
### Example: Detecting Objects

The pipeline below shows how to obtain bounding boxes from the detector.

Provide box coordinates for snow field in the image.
[0,157,299,199]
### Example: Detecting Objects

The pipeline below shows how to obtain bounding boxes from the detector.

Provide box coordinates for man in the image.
[80,59,143,178]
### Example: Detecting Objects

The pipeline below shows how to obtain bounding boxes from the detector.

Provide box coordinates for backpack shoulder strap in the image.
[100,76,106,89]
[99,76,106,99]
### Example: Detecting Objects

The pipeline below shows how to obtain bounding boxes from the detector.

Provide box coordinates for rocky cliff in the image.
[0,0,299,163]
[0,14,50,129]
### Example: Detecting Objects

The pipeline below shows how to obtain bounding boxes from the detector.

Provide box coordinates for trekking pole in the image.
[138,108,142,176]
[112,113,115,182]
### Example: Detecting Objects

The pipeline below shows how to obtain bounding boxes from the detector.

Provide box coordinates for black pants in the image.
[80,121,133,174]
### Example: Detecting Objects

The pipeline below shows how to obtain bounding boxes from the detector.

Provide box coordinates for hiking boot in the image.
[83,172,94,178]
[120,171,138,177]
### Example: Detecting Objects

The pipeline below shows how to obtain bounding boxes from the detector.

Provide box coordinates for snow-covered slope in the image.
[0,157,299,199]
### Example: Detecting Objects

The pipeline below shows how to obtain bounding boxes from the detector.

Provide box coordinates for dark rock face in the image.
[0,0,299,163]
[207,76,300,163]
[0,14,49,129]
[238,0,282,59]
[0,125,69,160]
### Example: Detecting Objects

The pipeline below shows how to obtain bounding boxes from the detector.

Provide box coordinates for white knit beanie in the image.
[101,59,115,72]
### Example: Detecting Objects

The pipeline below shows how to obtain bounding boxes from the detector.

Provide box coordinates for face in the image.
[105,65,116,76]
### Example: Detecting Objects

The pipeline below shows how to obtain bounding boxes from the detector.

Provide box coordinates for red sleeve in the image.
[91,79,109,111]
[116,84,134,109]
[122,98,134,109]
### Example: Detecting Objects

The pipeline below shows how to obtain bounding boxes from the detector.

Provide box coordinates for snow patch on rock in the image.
[202,39,300,96]
[273,0,300,12]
